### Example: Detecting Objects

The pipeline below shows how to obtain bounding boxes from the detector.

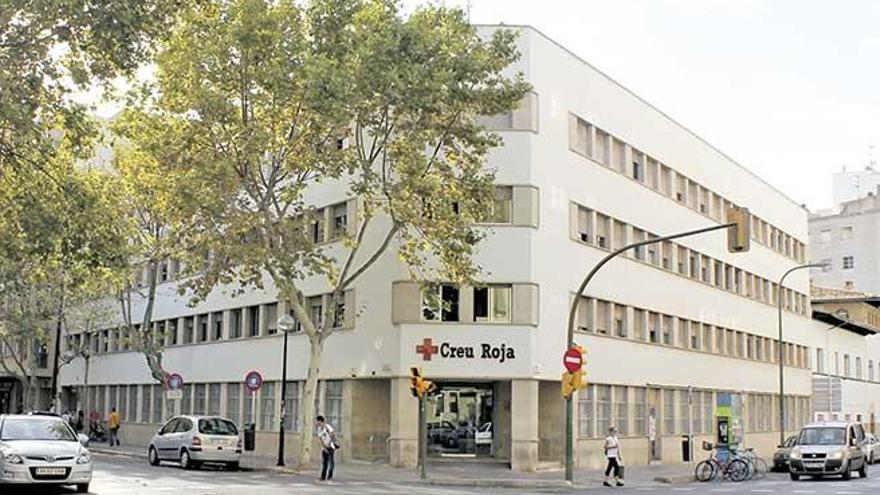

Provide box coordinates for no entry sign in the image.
[563,348,583,373]
[245,370,263,393]
[166,373,184,391]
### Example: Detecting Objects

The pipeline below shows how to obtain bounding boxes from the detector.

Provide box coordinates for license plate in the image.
[36,467,66,476]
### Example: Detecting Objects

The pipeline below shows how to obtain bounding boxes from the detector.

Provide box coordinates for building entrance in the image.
[427,382,494,457]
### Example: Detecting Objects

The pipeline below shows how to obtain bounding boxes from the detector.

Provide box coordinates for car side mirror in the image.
[78,434,90,447]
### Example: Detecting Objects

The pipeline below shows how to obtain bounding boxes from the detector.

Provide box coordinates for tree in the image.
[118,0,529,467]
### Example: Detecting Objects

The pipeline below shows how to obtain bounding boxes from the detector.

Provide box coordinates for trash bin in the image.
[681,435,691,462]
[244,422,256,452]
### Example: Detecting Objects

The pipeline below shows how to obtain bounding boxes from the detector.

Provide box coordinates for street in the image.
[7,455,880,495]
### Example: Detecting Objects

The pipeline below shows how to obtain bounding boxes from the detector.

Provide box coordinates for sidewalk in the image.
[90,442,695,489]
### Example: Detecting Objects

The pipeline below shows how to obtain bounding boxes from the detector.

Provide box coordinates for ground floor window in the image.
[578,385,595,438]
[260,382,276,430]
[283,381,300,432]
[324,380,343,434]
[226,383,241,425]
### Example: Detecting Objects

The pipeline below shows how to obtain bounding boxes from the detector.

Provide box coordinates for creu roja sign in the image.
[415,337,516,363]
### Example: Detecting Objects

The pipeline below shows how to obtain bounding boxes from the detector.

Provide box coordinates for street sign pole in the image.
[419,393,427,480]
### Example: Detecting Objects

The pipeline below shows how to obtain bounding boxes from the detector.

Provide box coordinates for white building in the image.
[59,25,825,471]
[810,191,880,295]
[832,166,880,210]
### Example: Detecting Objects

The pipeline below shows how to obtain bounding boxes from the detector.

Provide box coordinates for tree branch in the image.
[339,222,399,291]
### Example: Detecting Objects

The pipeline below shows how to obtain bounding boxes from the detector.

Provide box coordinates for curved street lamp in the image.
[276,314,297,467]
[777,262,827,445]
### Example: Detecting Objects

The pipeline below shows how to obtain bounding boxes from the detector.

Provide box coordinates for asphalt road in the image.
[7,455,880,494]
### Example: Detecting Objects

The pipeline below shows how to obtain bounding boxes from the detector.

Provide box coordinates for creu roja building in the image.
[57,25,859,472]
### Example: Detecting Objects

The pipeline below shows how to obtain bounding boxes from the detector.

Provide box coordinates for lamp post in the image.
[824,309,850,420]
[777,263,826,445]
[276,314,296,467]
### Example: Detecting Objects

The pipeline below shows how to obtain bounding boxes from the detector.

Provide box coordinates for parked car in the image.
[866,433,880,464]
[428,421,456,446]
[789,421,869,480]
[773,434,798,471]
[0,414,92,492]
[148,416,242,470]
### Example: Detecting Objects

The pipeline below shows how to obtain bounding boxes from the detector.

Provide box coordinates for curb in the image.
[91,447,146,460]
[654,475,695,485]
[424,478,574,489]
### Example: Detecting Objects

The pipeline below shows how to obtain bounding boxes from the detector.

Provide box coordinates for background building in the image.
[810,191,880,294]
[832,166,880,211]
[59,25,827,471]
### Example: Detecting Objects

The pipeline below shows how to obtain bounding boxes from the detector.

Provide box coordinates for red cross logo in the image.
[416,338,439,361]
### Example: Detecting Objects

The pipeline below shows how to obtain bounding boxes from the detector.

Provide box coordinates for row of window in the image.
[818,225,854,244]
[816,348,877,382]
[578,385,811,439]
[420,284,513,323]
[81,380,343,433]
[572,203,810,316]
[576,295,812,370]
[569,114,806,264]
[66,292,352,356]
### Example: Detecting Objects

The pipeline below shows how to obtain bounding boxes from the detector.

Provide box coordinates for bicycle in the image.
[695,443,751,482]
[735,447,769,481]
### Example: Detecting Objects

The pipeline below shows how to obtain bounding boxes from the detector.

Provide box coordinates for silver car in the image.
[789,421,869,480]
[0,414,92,492]
[866,433,880,464]
[148,415,242,470]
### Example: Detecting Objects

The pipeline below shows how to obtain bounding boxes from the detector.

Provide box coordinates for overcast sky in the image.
[405,0,880,210]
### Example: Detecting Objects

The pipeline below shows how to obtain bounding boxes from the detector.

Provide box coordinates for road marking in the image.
[750,490,773,493]
[836,491,862,495]
[791,491,815,494]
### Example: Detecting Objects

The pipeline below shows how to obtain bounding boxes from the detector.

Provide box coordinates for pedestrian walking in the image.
[108,407,121,446]
[603,426,624,487]
[316,415,338,482]
[75,410,85,433]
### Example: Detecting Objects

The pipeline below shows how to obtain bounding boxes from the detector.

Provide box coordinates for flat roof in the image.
[476,24,808,212]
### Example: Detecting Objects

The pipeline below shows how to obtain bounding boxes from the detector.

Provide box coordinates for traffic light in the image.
[726,205,751,253]
[561,370,587,399]
[410,367,435,398]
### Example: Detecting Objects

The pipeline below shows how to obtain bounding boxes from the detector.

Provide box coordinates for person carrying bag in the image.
[603,426,624,487]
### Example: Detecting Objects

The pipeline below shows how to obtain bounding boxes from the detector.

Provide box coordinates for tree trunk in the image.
[296,334,325,469]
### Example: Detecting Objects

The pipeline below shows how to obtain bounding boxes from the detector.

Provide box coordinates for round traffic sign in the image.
[245,370,263,392]
[166,373,184,391]
[563,348,583,373]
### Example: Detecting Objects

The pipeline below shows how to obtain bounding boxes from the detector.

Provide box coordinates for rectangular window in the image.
[678,319,689,348]
[260,382,276,430]
[247,306,259,337]
[266,303,278,334]
[679,389,689,434]
[596,214,610,249]
[488,186,513,224]
[578,385,595,438]
[208,383,222,416]
[817,348,825,374]
[141,385,151,423]
[664,389,676,435]
[856,357,863,380]
[596,300,609,335]
[308,296,323,329]
[703,392,713,434]
[649,312,659,343]
[226,383,241,426]
[694,391,704,434]
[311,210,325,244]
[422,285,460,322]
[128,385,138,421]
[845,354,851,377]
[614,386,629,435]
[576,206,593,244]
[597,385,612,436]
[151,384,162,423]
[212,311,223,340]
[283,381,300,432]
[576,297,593,332]
[634,387,647,436]
[194,384,206,415]
[870,360,875,382]
[198,315,208,342]
[661,241,673,270]
[473,285,512,323]
[613,304,627,338]
[843,256,854,270]
[633,309,646,341]
[229,309,242,339]
[662,315,674,345]
[324,380,343,433]
[182,384,192,415]
[244,387,256,424]
[118,386,127,421]
[716,327,725,354]
[330,203,348,240]
[841,226,854,239]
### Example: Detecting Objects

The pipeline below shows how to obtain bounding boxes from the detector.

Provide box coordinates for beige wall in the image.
[538,380,564,462]
[348,379,391,461]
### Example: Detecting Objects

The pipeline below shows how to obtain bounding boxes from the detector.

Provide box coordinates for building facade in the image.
[59,26,823,471]
[832,166,880,210]
[810,191,880,294]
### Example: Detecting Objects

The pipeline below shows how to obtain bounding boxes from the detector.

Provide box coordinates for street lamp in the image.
[824,309,850,420]
[276,314,296,467]
[777,262,826,444]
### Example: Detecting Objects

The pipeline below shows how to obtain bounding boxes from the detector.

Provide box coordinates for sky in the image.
[401,0,880,210]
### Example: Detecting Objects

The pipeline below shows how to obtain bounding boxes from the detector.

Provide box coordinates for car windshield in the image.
[1,418,76,441]
[798,427,846,445]
[198,418,238,436]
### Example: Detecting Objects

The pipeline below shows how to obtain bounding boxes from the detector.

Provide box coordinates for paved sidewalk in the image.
[90,442,695,489]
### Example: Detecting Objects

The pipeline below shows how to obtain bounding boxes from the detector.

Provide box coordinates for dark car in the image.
[427,421,456,446]
[773,434,797,471]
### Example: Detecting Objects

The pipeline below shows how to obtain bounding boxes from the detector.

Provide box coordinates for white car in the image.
[148,415,242,470]
[0,414,92,492]
[866,433,880,464]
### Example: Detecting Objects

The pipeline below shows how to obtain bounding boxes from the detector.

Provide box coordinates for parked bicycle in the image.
[695,441,763,483]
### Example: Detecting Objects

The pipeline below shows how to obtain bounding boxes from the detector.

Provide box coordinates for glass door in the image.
[427,383,494,457]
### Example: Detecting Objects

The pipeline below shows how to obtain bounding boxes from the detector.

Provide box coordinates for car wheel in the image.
[76,483,90,493]
[180,449,192,470]
[790,472,800,481]
[149,446,160,466]
[842,462,852,480]
[227,461,240,471]
[859,460,868,478]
